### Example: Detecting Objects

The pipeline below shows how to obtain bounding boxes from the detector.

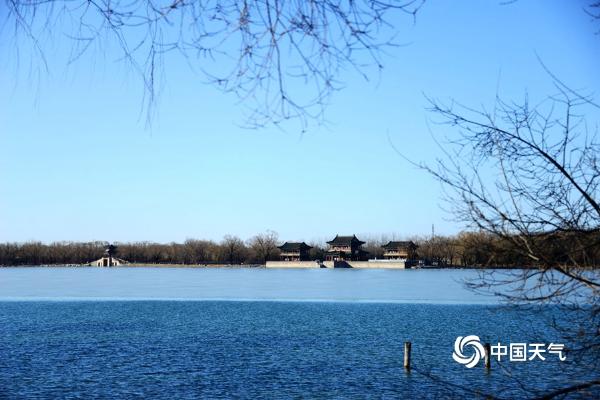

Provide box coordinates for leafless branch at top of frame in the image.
[2,0,425,129]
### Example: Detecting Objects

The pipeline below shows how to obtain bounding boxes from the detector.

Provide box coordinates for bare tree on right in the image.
[420,80,600,396]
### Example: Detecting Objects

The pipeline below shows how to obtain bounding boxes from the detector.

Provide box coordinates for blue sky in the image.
[1,1,599,243]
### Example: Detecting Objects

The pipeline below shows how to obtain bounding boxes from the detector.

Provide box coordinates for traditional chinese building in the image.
[89,243,127,266]
[277,242,313,261]
[325,235,368,261]
[381,241,418,260]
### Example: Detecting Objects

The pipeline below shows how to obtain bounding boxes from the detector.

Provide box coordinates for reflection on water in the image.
[0,267,496,303]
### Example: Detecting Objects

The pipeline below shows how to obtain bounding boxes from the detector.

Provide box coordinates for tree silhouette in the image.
[420,79,600,397]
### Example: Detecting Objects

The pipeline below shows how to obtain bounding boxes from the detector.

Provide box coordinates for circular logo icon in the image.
[452,335,485,368]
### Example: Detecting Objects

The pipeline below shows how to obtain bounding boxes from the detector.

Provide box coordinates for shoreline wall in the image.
[331,261,406,269]
[348,261,406,269]
[266,260,406,269]
[265,261,321,268]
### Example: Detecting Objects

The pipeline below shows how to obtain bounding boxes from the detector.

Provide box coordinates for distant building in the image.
[325,235,368,261]
[381,241,418,260]
[90,256,127,267]
[89,243,126,266]
[278,242,313,261]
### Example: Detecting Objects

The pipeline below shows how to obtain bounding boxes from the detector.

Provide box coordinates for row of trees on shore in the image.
[1,230,597,267]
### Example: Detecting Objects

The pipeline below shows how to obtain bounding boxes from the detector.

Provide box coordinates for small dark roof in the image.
[104,244,117,254]
[327,235,365,246]
[278,242,313,251]
[382,241,418,249]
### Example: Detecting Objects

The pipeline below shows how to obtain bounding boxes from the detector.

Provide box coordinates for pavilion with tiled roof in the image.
[381,241,418,260]
[325,234,368,261]
[277,242,313,261]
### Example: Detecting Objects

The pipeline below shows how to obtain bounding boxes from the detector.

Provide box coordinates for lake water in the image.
[0,268,595,398]
[0,267,493,303]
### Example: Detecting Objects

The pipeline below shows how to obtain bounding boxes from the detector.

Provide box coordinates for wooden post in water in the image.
[484,343,491,370]
[404,341,411,371]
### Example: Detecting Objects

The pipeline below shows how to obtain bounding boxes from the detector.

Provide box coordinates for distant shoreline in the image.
[0,263,525,269]
[0,263,263,268]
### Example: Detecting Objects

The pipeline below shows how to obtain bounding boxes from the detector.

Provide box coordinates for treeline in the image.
[1,230,598,267]
[0,232,282,266]
[407,230,600,268]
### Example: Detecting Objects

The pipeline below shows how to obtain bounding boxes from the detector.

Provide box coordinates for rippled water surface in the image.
[0,268,595,398]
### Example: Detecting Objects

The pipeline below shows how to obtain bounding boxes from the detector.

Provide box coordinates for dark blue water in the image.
[0,301,594,399]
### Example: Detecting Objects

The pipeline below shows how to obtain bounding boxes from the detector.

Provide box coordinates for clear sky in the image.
[1,1,599,244]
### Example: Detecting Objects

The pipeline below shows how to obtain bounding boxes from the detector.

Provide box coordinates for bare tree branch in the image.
[2,0,424,129]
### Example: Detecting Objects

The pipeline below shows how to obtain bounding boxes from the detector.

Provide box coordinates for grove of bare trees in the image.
[2,229,597,268]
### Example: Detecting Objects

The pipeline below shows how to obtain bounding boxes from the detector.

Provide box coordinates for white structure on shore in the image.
[90,256,127,267]
[89,244,126,267]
